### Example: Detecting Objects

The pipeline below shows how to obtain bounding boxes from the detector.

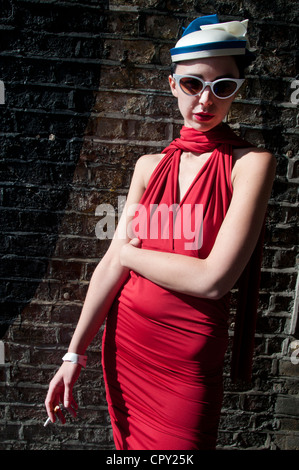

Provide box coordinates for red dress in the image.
[102,125,257,450]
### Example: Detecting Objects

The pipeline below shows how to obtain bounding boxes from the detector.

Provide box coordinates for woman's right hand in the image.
[44,361,82,424]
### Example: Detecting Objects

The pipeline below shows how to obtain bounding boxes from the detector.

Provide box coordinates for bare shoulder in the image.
[134,153,165,188]
[232,146,276,185]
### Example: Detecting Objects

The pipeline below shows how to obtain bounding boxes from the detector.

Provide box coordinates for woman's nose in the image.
[198,86,213,106]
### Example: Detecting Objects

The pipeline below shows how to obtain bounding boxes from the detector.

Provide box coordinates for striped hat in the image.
[170,14,250,63]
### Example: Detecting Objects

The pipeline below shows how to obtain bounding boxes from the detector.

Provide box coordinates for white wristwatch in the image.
[62,352,87,368]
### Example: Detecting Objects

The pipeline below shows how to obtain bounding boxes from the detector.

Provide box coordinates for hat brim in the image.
[170,40,247,62]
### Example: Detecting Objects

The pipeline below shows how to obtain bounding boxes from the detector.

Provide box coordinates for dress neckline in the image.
[174,148,217,205]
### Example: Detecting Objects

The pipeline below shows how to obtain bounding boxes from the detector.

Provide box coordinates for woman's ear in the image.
[169,75,178,98]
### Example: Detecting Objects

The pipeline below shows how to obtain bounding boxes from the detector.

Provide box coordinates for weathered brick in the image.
[0,0,298,452]
[275,396,299,416]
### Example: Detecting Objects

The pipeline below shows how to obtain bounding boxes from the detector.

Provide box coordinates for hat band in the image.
[171,39,247,61]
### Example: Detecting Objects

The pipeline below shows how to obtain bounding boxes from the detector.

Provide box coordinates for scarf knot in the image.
[162,123,251,155]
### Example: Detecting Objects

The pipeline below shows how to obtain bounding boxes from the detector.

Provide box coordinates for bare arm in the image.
[66,154,162,354]
[120,149,276,299]
[44,154,160,422]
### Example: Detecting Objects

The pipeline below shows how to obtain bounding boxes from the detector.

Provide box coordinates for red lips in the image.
[194,113,215,122]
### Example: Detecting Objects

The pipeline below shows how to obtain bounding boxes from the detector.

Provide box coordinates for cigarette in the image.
[44,405,60,427]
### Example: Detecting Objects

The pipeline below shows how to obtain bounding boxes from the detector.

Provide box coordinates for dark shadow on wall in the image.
[0,1,109,338]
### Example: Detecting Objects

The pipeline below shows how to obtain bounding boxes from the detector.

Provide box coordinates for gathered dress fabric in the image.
[102,124,258,450]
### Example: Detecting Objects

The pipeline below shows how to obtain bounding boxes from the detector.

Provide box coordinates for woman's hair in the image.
[233,52,256,78]
[170,52,255,79]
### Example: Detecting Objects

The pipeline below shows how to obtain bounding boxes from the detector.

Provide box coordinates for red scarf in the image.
[162,124,265,383]
[162,123,251,154]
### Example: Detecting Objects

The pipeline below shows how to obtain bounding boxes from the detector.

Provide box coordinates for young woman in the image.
[45,15,276,450]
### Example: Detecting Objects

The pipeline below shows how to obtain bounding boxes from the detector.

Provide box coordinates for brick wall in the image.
[0,0,298,450]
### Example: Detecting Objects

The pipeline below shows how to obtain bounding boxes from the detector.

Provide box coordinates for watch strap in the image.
[62,352,87,368]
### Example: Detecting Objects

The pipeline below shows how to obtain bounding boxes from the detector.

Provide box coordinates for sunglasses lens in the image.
[213,80,238,98]
[176,76,242,99]
[179,77,203,95]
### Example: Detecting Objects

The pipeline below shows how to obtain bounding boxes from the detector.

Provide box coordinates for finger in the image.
[45,402,55,422]
[63,384,78,412]
[45,391,59,423]
[66,403,78,419]
[45,374,65,421]
[44,403,61,426]
[55,405,66,425]
[130,237,141,247]
[63,387,71,409]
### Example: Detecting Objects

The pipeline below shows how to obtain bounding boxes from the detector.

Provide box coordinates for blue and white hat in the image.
[171,14,250,63]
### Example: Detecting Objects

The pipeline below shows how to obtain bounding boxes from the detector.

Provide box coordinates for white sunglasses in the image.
[173,74,245,99]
